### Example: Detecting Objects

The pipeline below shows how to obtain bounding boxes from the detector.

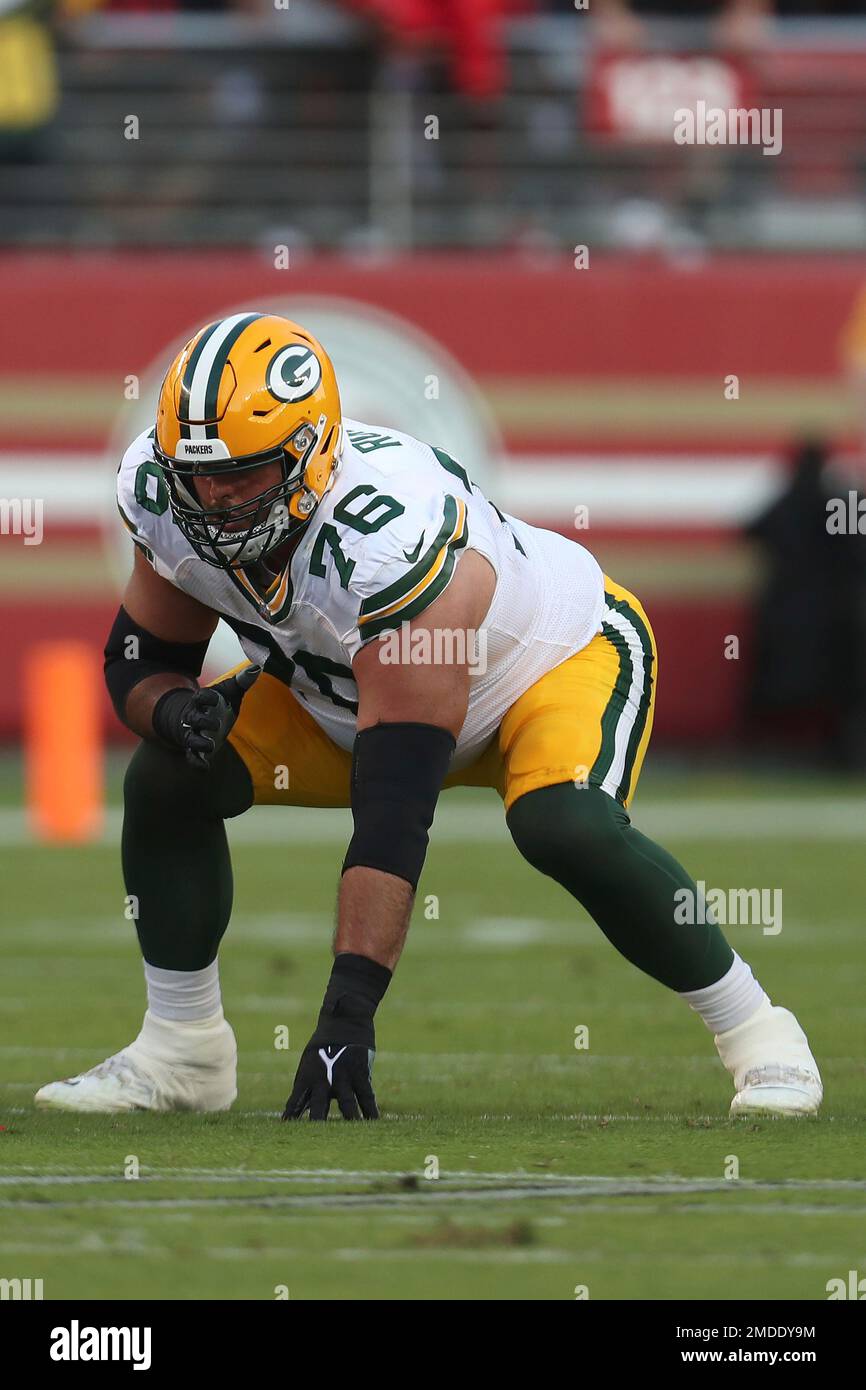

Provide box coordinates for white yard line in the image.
[2,1177,864,1212]
[1,1171,864,1191]
[0,1106,841,1124]
[2,798,866,848]
[0,1240,851,1265]
[1,913,863,953]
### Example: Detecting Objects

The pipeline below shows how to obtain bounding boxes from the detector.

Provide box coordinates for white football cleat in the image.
[34,1010,237,1114]
[715,998,822,1117]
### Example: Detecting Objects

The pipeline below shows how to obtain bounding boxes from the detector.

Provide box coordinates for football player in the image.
[36,313,821,1119]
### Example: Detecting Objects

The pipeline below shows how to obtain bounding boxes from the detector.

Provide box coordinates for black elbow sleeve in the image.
[341,722,456,890]
[103,605,209,722]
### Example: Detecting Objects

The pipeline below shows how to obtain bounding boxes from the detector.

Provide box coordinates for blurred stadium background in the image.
[2,0,866,775]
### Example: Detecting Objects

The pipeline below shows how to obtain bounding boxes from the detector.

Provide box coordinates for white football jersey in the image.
[116,419,605,769]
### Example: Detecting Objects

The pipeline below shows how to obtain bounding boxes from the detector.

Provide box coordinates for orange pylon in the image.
[24,641,104,843]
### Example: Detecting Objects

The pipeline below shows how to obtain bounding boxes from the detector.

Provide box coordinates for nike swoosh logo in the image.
[403,533,425,563]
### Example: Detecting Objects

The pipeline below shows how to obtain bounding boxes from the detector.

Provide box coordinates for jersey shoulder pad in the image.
[322,481,470,658]
[116,429,183,578]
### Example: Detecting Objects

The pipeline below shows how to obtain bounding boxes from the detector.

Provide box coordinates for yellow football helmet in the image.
[154,311,342,568]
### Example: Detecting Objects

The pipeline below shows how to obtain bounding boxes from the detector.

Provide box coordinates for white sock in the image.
[144,960,222,1024]
[679,953,768,1035]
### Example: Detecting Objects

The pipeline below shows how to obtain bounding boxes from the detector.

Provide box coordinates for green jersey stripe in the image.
[610,597,655,803]
[358,542,463,640]
[589,591,655,805]
[591,620,634,791]
[358,495,466,620]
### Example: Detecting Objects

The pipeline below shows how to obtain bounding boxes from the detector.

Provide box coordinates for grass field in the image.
[1,756,864,1301]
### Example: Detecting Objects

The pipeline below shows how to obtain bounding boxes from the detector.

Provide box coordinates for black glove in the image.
[152,665,261,769]
[283,1042,379,1121]
[282,953,392,1122]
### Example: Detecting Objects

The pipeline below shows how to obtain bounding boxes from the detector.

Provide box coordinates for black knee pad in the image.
[506,782,630,881]
[123,738,253,823]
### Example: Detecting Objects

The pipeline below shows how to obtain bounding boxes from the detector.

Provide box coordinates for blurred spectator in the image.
[745,439,866,770]
[0,0,124,162]
[590,0,866,49]
[592,0,773,51]
[344,1,530,101]
[105,0,240,9]
[0,0,61,160]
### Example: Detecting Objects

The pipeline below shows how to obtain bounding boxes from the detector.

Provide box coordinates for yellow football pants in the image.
[224,576,657,814]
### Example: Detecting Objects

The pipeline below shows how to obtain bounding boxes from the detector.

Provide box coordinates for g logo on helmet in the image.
[266,344,323,403]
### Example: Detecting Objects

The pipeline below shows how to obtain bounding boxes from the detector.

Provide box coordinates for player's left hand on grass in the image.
[282,1041,379,1121]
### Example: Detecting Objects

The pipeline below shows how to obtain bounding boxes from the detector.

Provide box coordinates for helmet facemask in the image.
[156,416,326,570]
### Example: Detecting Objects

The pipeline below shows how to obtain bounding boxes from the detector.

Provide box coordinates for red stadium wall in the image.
[2,251,864,744]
